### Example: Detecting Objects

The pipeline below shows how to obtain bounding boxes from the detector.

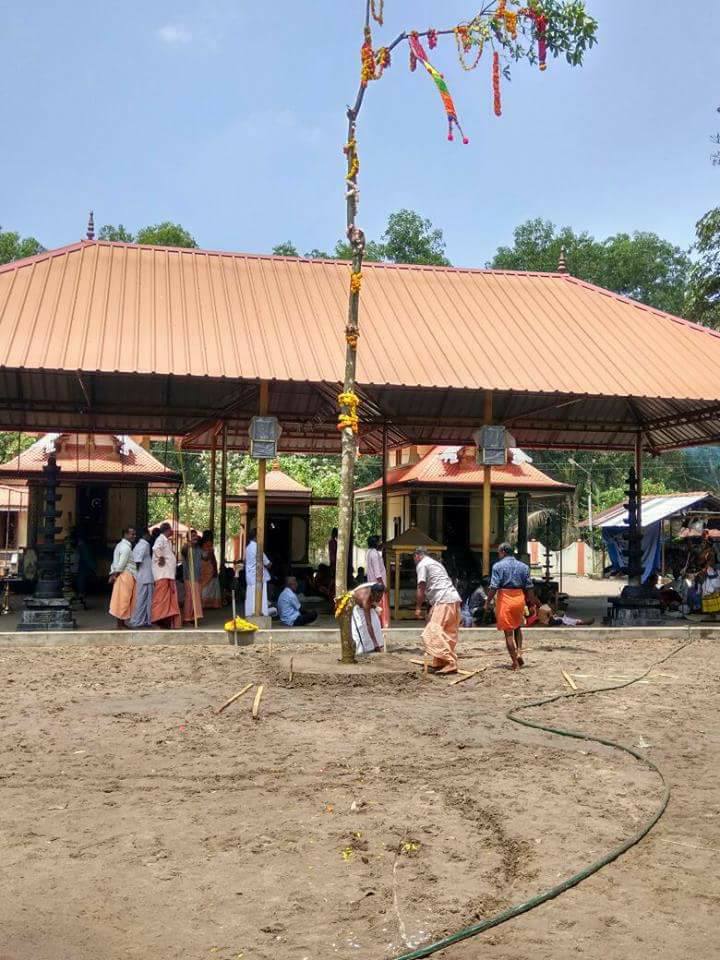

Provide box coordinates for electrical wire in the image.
[393,637,693,960]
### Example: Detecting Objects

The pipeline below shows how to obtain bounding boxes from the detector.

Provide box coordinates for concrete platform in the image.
[0,622,718,648]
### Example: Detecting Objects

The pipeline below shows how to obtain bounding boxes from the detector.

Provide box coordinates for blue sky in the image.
[1,0,717,265]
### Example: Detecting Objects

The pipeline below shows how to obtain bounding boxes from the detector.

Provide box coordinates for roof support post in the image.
[381,423,389,547]
[517,492,530,563]
[209,428,217,538]
[219,424,228,576]
[482,391,493,577]
[631,432,644,586]
[255,382,269,617]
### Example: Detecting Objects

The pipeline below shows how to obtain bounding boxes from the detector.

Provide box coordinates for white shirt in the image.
[366,547,387,585]
[110,539,137,578]
[132,538,154,586]
[245,540,270,585]
[416,556,461,606]
[152,533,177,582]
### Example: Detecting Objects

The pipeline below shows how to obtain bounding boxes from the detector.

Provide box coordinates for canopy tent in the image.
[1,240,720,454]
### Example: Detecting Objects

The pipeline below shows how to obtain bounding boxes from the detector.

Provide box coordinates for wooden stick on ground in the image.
[562,670,578,690]
[449,665,489,686]
[289,656,294,683]
[215,682,254,715]
[252,684,265,719]
[410,658,472,676]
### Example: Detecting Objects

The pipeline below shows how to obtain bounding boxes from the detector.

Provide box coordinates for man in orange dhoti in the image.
[151,522,182,629]
[414,548,462,675]
[486,542,536,671]
[108,527,137,629]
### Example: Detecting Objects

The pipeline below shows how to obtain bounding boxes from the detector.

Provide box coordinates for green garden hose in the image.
[394,638,693,960]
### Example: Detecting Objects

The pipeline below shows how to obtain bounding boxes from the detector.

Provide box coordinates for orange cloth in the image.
[182,580,204,623]
[379,590,390,629]
[109,571,136,621]
[422,602,460,671]
[199,558,222,608]
[496,588,526,631]
[151,578,182,628]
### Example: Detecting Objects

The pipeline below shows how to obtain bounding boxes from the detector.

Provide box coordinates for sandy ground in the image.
[0,633,717,960]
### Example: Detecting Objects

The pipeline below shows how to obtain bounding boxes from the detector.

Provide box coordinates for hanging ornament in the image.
[493,51,502,116]
[523,7,549,70]
[428,29,438,50]
[455,24,483,70]
[409,31,418,71]
[376,46,391,76]
[408,33,469,144]
[370,0,384,27]
[360,26,377,85]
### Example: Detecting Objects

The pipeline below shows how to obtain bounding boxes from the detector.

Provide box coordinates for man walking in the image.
[129,528,154,628]
[277,576,318,627]
[413,547,462,675]
[109,527,137,629]
[485,542,536,670]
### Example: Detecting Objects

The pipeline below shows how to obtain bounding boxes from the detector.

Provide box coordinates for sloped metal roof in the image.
[2,241,720,452]
[590,492,720,529]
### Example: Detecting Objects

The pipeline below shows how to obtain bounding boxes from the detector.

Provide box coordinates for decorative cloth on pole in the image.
[408,33,468,144]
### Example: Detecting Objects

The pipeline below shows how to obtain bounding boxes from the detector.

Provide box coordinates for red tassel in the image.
[493,52,502,116]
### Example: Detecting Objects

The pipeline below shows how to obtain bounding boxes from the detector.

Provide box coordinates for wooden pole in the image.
[381,422,389,545]
[176,442,199,628]
[255,381,269,617]
[394,549,401,621]
[219,424,228,574]
[482,391,493,577]
[209,427,217,537]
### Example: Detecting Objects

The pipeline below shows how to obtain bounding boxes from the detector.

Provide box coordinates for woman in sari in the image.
[199,531,222,609]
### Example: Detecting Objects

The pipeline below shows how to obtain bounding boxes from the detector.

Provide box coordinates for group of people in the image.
[108,524,221,630]
[346,541,543,674]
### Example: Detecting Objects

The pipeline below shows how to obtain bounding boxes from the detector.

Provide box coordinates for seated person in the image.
[354,566,366,586]
[277,576,318,627]
[535,602,594,627]
[311,563,334,601]
[644,572,683,612]
[351,582,385,655]
[460,582,488,626]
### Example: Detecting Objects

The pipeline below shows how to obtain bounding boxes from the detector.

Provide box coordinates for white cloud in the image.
[157,23,193,46]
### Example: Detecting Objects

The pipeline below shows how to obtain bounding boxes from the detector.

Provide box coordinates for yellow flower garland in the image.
[335,591,354,619]
[224,616,259,633]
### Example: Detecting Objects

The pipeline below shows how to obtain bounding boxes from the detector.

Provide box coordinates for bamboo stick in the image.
[252,685,265,719]
[215,682,254,715]
[450,666,489,686]
[562,670,577,690]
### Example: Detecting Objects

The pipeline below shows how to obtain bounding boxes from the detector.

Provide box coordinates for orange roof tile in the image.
[244,466,311,495]
[0,433,179,481]
[0,484,29,509]
[356,446,572,494]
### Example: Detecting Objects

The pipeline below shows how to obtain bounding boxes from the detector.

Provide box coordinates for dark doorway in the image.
[77,486,107,546]
[442,494,474,580]
[265,516,291,577]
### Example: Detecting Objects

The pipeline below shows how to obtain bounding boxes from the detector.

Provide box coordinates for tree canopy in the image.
[274,208,450,266]
[491,218,690,315]
[0,228,44,266]
[98,221,197,248]
[686,207,720,328]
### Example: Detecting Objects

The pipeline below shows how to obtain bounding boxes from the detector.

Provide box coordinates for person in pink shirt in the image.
[366,535,390,628]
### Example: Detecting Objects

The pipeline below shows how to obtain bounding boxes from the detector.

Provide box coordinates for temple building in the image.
[0,433,180,577]
[355,444,573,574]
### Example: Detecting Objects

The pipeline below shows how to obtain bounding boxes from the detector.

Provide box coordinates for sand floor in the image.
[0,633,717,959]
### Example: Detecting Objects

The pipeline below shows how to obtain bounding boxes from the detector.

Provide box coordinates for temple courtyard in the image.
[0,633,717,960]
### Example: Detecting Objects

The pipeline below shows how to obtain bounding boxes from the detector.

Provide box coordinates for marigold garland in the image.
[345,155,360,181]
[493,50,502,116]
[350,271,362,294]
[335,591,354,618]
[455,24,483,70]
[337,389,361,434]
[361,27,377,84]
[346,332,359,349]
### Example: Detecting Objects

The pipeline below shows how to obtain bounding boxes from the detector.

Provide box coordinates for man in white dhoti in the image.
[351,582,385,656]
[244,528,271,617]
[129,529,154,628]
